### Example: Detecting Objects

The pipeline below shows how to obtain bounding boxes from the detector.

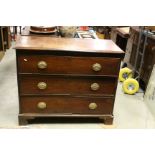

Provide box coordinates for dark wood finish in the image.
[0,28,4,51]
[18,115,29,125]
[18,114,113,125]
[15,36,124,56]
[116,35,128,51]
[0,26,11,51]
[115,27,130,51]
[124,27,155,90]
[17,55,120,76]
[20,96,114,114]
[19,75,116,95]
[18,115,35,125]
[15,36,124,125]
[19,113,113,117]
[116,27,130,38]
[100,116,114,125]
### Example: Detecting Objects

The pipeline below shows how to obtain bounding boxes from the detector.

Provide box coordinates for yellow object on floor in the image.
[119,67,132,82]
[122,78,139,95]
[96,32,105,39]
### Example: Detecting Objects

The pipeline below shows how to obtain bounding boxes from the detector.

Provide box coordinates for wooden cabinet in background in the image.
[124,27,155,90]
[0,26,11,51]
[111,27,130,52]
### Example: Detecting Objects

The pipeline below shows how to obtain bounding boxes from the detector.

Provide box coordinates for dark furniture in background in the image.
[115,27,130,51]
[0,26,11,51]
[124,27,155,90]
[15,36,124,125]
[111,27,130,52]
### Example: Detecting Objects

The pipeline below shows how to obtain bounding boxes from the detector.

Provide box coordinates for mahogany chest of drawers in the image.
[15,36,124,125]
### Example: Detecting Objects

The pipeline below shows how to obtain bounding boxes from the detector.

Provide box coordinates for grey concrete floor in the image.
[0,46,155,128]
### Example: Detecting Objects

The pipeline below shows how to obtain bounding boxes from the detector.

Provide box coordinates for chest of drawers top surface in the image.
[15,36,124,56]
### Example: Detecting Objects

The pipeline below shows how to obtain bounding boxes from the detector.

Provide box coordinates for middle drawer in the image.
[19,75,116,95]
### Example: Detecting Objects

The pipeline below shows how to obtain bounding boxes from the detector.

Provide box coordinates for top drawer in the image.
[17,55,120,76]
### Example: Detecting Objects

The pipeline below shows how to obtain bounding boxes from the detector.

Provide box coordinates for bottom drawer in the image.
[20,96,114,115]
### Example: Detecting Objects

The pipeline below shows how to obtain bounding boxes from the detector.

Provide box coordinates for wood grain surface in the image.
[19,75,116,95]
[15,36,124,55]
[20,96,114,114]
[17,55,120,76]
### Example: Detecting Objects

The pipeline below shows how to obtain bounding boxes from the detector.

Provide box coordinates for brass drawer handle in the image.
[92,63,102,71]
[91,83,100,91]
[89,102,97,110]
[38,61,47,69]
[37,102,47,109]
[37,82,47,90]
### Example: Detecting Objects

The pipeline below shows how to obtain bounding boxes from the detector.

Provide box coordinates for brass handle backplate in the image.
[38,61,47,69]
[89,103,97,110]
[92,63,102,71]
[91,83,100,91]
[37,82,47,90]
[37,102,47,109]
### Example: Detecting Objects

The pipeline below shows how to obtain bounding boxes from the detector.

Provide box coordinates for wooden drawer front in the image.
[17,55,120,76]
[19,75,116,95]
[20,96,114,114]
